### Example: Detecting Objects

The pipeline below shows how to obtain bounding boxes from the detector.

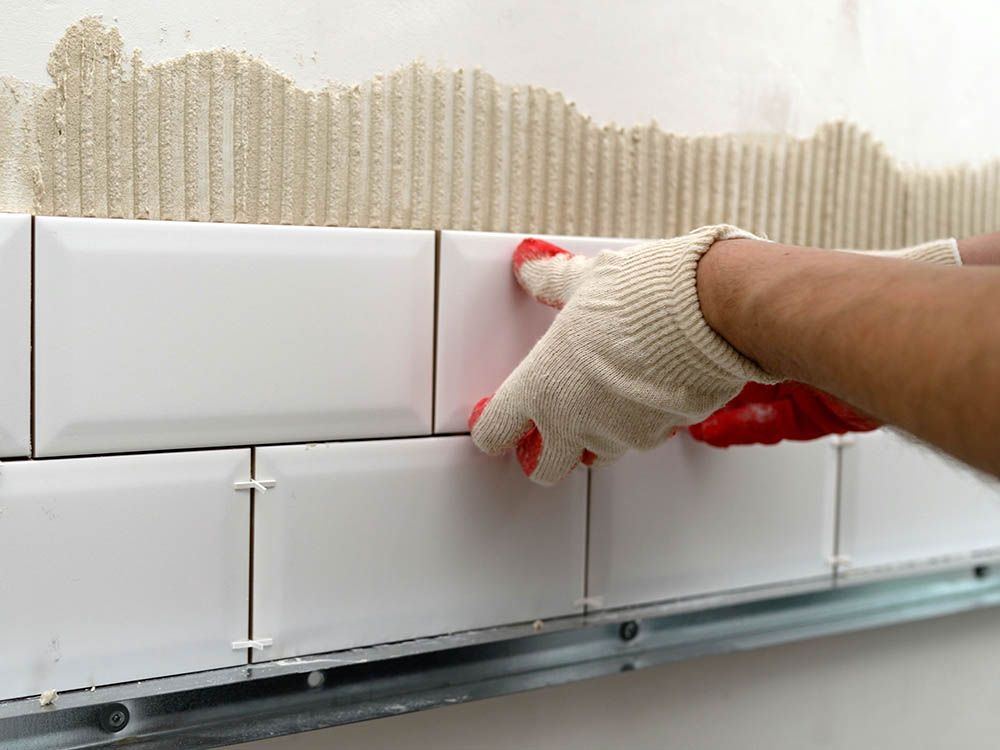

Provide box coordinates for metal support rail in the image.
[3,567,1000,750]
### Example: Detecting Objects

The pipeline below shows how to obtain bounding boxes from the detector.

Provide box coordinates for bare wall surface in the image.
[1,0,997,168]
[241,606,1000,750]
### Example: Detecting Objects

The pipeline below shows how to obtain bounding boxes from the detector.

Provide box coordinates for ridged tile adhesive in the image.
[1,17,1000,246]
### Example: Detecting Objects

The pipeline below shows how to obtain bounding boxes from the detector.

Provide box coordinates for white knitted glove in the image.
[469,227,961,485]
[469,224,776,484]
[848,238,960,265]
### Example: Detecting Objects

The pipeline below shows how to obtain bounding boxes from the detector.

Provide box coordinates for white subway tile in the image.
[0,449,250,700]
[252,436,587,659]
[589,434,837,609]
[0,214,30,457]
[435,231,636,433]
[35,218,434,456]
[838,429,1000,580]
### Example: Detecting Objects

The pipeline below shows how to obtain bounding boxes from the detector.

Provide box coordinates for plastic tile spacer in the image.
[233,479,276,493]
[232,638,273,651]
[830,434,857,448]
[827,554,852,568]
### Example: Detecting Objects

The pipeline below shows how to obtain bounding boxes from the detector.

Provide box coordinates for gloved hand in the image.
[468,225,777,484]
[469,230,962,480]
[687,236,961,447]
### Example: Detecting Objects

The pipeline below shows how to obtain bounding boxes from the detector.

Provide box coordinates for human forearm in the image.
[698,240,1000,476]
[958,231,1000,265]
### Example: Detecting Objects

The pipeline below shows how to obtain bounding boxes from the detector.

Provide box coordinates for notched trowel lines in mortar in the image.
[1,17,999,246]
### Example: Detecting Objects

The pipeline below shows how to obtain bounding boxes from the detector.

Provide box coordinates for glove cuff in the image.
[852,238,961,266]
[609,224,780,420]
[671,225,782,390]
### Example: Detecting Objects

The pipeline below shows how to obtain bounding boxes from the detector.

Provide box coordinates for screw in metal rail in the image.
[619,620,639,642]
[98,703,130,733]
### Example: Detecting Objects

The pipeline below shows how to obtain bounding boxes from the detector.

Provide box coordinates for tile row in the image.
[0,216,637,457]
[3,429,998,700]
[0,439,584,700]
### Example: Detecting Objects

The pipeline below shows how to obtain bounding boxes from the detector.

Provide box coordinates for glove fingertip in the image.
[471,393,535,457]
[512,238,573,272]
[513,239,580,309]
[468,395,492,432]
[527,434,584,485]
[516,426,543,477]
[687,419,736,448]
[687,422,711,443]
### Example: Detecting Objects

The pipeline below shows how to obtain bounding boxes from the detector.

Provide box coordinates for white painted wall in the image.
[2,0,999,167]
[4,1,999,746]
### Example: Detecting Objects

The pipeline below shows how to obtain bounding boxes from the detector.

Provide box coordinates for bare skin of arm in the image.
[697,235,1000,477]
[955,231,1000,265]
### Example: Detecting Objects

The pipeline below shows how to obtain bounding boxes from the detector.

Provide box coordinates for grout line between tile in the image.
[831,439,845,587]
[29,215,36,458]
[26,431,455,462]
[583,467,592,614]
[247,446,256,664]
[430,230,441,433]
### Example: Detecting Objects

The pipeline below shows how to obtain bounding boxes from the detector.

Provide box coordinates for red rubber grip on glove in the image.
[688,382,880,447]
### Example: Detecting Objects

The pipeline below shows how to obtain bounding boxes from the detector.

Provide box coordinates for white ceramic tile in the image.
[588,434,837,609]
[0,214,31,457]
[838,430,1000,580]
[435,231,639,433]
[253,437,587,659]
[35,217,434,456]
[0,449,250,700]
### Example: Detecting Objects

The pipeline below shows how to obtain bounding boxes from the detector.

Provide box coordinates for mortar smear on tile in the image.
[2,17,1000,246]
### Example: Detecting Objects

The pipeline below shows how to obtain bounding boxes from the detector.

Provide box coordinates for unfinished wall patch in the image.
[1,17,999,247]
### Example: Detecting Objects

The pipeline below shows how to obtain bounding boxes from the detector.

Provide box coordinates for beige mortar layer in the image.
[1,17,999,247]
